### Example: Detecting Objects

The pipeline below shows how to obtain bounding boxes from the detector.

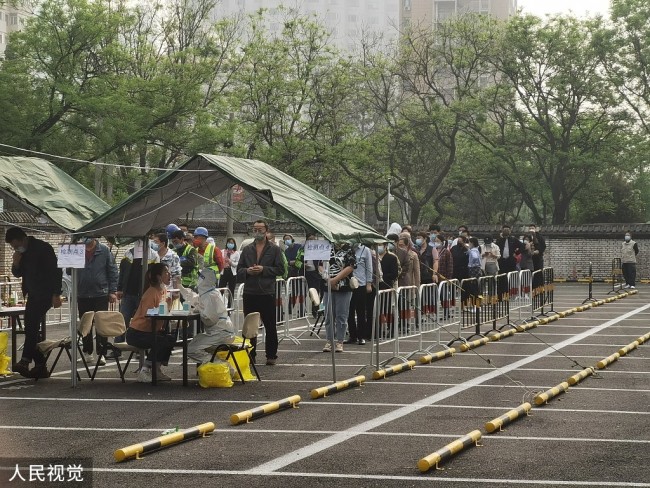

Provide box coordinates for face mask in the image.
[285,240,292,247]
[502,230,510,236]
[193,239,202,247]
[173,242,184,250]
[387,243,395,251]
[151,243,160,252]
[529,228,535,233]
[625,235,631,242]
[254,233,265,242]
[227,242,235,250]
[430,233,437,240]
[414,238,423,247]
[458,231,464,236]
[434,242,441,249]
[377,245,385,255]
[15,246,26,253]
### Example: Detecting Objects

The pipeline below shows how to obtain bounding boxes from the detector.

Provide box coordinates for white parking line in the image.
[249,303,650,474]
[89,467,650,486]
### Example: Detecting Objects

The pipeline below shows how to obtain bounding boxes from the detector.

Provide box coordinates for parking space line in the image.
[249,303,650,474]
[88,467,650,486]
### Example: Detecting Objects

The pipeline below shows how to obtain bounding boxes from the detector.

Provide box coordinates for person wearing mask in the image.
[467,237,482,278]
[126,263,175,382]
[237,220,285,365]
[301,233,322,317]
[152,233,182,296]
[219,237,240,296]
[346,243,373,345]
[377,242,399,290]
[451,235,469,282]
[387,233,410,286]
[480,236,500,276]
[194,227,224,279]
[434,234,453,281]
[321,243,356,353]
[519,234,535,273]
[428,224,441,250]
[76,236,119,364]
[170,230,198,291]
[283,234,303,278]
[496,224,522,274]
[528,224,546,272]
[621,232,639,289]
[5,227,62,379]
[415,231,438,285]
[398,234,420,287]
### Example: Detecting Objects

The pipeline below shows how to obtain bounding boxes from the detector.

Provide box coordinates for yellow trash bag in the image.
[0,332,12,376]
[216,337,255,382]
[197,362,233,388]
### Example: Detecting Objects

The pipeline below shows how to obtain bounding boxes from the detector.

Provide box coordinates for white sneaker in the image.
[335,342,344,353]
[623,284,630,289]
[630,286,636,289]
[137,368,152,383]
[322,342,332,352]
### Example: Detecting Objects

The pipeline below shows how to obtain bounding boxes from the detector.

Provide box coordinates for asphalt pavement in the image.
[0,283,648,488]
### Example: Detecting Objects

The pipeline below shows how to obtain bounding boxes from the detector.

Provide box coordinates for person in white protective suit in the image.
[180,268,235,366]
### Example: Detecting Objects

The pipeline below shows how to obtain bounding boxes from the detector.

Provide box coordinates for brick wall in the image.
[544,237,647,281]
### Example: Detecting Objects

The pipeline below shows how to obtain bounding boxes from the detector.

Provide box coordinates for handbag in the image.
[349,276,360,289]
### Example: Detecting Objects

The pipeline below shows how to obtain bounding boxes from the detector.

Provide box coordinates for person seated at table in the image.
[126,263,176,383]
[181,268,235,368]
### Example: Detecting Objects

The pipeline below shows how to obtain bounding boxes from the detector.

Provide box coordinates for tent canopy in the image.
[78,154,385,243]
[0,156,111,232]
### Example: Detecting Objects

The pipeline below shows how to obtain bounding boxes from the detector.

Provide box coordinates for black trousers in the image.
[78,296,109,354]
[21,296,50,365]
[348,287,369,340]
[243,293,277,360]
[622,263,636,287]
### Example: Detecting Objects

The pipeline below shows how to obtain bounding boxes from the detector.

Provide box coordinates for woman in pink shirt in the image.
[126,263,176,382]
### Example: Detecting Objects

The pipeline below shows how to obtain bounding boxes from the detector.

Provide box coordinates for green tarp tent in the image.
[78,154,385,243]
[0,156,111,232]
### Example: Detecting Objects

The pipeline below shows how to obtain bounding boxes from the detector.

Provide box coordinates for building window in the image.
[9,14,18,25]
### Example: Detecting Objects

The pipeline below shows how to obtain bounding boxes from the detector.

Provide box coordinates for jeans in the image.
[116,293,139,342]
[323,291,352,343]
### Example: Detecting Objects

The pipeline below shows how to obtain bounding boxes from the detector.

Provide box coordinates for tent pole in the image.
[386,177,392,235]
[69,268,79,388]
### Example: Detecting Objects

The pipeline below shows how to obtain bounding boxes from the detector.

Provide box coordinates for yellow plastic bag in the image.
[197,362,233,388]
[0,332,12,375]
[216,337,255,382]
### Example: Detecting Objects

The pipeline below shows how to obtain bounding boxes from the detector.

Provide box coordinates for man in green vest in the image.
[171,230,198,290]
[193,227,224,279]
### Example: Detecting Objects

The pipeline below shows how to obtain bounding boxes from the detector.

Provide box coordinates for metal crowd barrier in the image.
[437,279,462,346]
[608,258,624,294]
[507,271,523,324]
[459,278,480,338]
[519,269,533,322]
[369,288,401,368]
[417,283,439,355]
[275,279,300,345]
[284,276,310,341]
[541,267,556,315]
[530,269,545,318]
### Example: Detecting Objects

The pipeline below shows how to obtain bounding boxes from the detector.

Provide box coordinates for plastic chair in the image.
[90,311,144,383]
[36,311,94,380]
[209,312,261,384]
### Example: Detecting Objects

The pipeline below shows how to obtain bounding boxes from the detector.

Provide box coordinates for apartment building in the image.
[206,0,400,52]
[0,2,33,58]
[400,0,517,28]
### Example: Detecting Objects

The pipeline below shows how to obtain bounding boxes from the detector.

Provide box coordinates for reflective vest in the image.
[203,242,221,279]
[181,245,199,288]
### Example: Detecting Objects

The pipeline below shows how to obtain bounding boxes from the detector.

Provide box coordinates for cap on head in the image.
[194,227,209,237]
[166,224,180,235]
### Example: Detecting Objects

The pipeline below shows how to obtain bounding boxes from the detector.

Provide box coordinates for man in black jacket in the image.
[6,227,62,379]
[496,224,523,274]
[236,220,284,365]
